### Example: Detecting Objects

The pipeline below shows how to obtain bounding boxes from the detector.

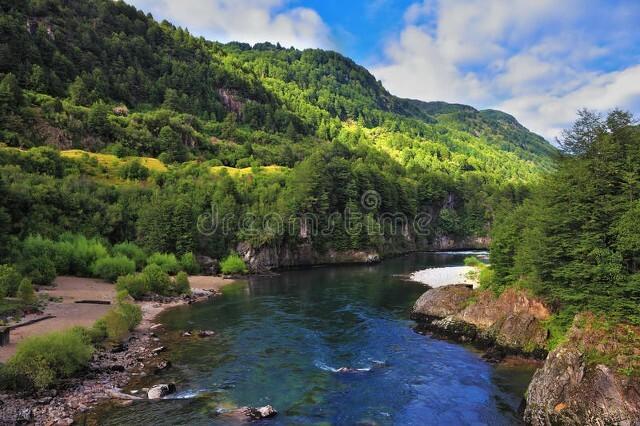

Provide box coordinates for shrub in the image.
[19,257,56,286]
[0,264,22,297]
[17,278,36,305]
[91,255,135,282]
[464,256,483,267]
[220,253,248,275]
[147,252,180,274]
[6,329,93,390]
[478,267,496,290]
[22,235,70,274]
[172,271,191,295]
[179,252,200,274]
[117,301,142,330]
[142,264,172,295]
[88,318,108,343]
[102,300,142,342]
[112,242,146,269]
[118,159,149,181]
[103,309,129,342]
[115,273,149,300]
[58,233,109,276]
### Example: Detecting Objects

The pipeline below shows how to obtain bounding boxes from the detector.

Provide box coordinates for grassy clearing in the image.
[61,150,168,172]
[210,165,289,177]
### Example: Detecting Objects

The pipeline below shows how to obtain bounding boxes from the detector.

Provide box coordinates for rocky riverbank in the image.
[524,313,640,425]
[411,285,550,360]
[411,285,640,425]
[0,289,219,426]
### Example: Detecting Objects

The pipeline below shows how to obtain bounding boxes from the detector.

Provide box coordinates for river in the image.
[83,252,534,425]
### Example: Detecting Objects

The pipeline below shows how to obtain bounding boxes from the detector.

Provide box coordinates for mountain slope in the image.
[0,0,555,264]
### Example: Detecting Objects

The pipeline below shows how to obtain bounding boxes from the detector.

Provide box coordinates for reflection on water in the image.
[82,252,534,425]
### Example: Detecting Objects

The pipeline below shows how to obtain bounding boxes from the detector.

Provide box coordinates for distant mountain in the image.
[0,0,553,164]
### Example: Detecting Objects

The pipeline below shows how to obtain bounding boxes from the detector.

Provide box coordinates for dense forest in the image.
[0,0,555,301]
[489,109,640,330]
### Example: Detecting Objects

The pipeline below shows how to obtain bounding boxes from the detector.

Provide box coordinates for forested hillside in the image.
[0,0,555,281]
[490,110,640,329]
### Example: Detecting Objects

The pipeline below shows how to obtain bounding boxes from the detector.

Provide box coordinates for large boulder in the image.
[524,315,640,425]
[411,285,474,320]
[412,286,550,357]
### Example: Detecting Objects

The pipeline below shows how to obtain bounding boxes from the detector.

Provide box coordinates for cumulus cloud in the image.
[371,0,640,140]
[126,0,332,49]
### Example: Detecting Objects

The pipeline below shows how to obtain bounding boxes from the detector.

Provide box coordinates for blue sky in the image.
[126,0,640,140]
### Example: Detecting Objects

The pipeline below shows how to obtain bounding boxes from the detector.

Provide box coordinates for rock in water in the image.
[244,405,277,419]
[198,330,215,338]
[147,384,176,400]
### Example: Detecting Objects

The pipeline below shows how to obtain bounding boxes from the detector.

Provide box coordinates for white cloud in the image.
[126,0,332,49]
[371,0,640,140]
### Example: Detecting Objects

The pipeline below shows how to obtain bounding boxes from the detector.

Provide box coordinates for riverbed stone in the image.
[147,384,176,399]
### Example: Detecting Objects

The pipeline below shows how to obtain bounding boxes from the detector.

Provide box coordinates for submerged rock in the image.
[243,405,277,419]
[147,384,176,400]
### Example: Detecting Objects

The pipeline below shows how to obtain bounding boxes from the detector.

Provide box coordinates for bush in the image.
[147,252,180,274]
[172,271,191,295]
[464,256,483,267]
[101,301,142,342]
[118,159,149,181]
[179,252,200,274]
[117,301,142,330]
[220,253,248,275]
[88,318,108,343]
[103,309,129,342]
[115,273,149,300]
[112,242,146,270]
[57,233,109,276]
[91,255,135,282]
[17,278,36,305]
[19,257,56,286]
[6,329,93,390]
[0,264,22,297]
[22,235,70,274]
[478,267,496,290]
[142,264,171,295]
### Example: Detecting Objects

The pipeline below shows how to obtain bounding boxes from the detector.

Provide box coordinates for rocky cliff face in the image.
[237,235,488,273]
[411,285,550,358]
[524,314,640,425]
[237,242,381,273]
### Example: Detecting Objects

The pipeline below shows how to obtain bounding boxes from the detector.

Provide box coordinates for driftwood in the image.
[74,300,111,305]
[9,314,56,330]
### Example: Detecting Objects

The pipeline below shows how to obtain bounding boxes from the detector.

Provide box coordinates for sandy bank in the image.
[0,275,237,362]
[409,266,478,288]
